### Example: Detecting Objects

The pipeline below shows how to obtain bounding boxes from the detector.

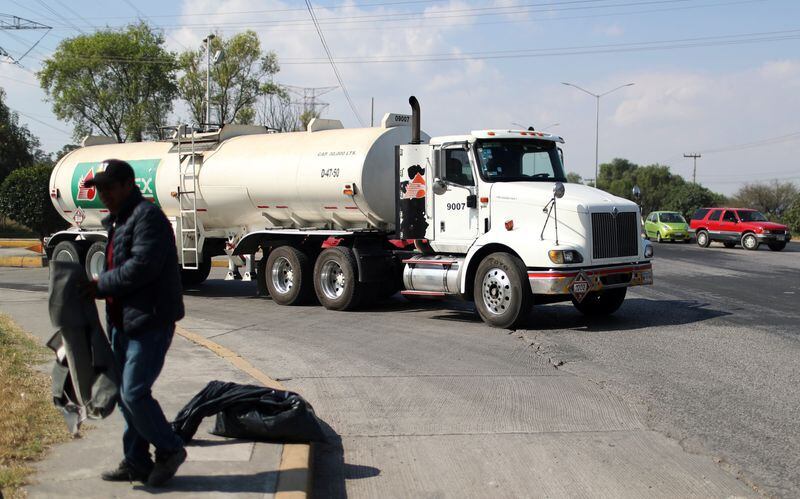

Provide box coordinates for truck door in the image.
[432,146,479,252]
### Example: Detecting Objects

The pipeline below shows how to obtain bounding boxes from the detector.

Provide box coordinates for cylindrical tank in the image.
[49,121,427,232]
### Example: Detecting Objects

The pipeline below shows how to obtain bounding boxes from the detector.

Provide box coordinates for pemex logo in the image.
[77,169,97,201]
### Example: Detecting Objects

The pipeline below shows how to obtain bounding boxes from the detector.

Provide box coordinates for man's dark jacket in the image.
[97,187,184,335]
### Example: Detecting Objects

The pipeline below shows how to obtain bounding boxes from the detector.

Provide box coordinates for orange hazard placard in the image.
[404,173,426,199]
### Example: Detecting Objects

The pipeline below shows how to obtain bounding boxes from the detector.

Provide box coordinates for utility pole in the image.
[202,34,216,130]
[0,15,51,66]
[562,82,635,190]
[283,85,338,117]
[684,153,701,183]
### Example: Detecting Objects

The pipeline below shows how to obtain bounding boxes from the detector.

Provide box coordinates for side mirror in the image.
[432,178,447,195]
[632,185,642,200]
[553,182,565,199]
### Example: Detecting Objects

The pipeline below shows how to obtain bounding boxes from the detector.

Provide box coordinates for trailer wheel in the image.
[84,241,106,280]
[473,252,532,329]
[572,287,627,316]
[180,258,212,288]
[52,241,83,265]
[313,247,362,311]
[266,246,312,305]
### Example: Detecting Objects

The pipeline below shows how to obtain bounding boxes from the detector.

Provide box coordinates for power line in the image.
[33,0,84,34]
[304,0,364,126]
[11,107,72,137]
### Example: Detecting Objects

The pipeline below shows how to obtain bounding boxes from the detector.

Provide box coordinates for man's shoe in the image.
[147,448,187,487]
[101,460,151,482]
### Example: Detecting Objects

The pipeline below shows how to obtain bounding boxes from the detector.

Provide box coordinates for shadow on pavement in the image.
[137,471,280,494]
[313,420,380,499]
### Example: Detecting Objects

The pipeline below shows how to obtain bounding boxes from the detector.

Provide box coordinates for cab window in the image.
[722,211,738,223]
[708,209,723,221]
[443,149,474,186]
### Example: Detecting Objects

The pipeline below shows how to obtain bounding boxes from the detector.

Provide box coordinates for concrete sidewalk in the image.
[0,279,310,498]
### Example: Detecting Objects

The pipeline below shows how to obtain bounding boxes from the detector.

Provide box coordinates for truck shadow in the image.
[312,420,380,499]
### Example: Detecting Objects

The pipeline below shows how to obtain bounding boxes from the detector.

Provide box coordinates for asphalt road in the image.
[0,240,797,497]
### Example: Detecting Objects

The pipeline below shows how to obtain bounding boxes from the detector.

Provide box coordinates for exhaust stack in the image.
[409,96,421,144]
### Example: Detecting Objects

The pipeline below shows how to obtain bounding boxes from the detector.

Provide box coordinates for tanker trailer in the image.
[46,96,653,329]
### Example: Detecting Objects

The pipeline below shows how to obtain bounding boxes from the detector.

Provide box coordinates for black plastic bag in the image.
[172,380,325,443]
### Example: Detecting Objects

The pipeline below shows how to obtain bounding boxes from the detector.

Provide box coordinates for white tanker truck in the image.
[46,97,653,328]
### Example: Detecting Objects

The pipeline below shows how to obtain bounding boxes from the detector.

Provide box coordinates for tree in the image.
[255,90,308,132]
[566,172,583,184]
[178,31,281,126]
[662,182,725,220]
[0,88,40,182]
[731,181,798,218]
[782,196,800,233]
[38,23,178,142]
[0,164,68,239]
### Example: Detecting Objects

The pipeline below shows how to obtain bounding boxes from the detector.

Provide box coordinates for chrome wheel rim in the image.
[54,248,75,262]
[743,234,757,249]
[88,251,105,280]
[482,267,512,315]
[320,259,346,300]
[271,256,294,294]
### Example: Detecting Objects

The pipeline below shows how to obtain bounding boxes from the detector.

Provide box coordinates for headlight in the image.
[644,244,654,258]
[662,225,671,231]
[762,230,771,234]
[548,249,583,264]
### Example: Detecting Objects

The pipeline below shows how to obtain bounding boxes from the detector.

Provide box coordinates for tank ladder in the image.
[177,125,200,270]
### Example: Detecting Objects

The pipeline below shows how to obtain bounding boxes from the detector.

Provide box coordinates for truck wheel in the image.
[266,246,312,305]
[572,287,627,316]
[696,230,710,248]
[256,256,270,297]
[52,241,83,265]
[741,233,759,251]
[723,242,736,249]
[84,241,106,280]
[314,247,362,311]
[181,258,212,288]
[473,252,532,329]
[768,242,786,252]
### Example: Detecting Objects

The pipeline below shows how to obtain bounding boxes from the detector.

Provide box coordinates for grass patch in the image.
[0,314,69,498]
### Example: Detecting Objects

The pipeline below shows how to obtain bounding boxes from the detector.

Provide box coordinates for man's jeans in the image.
[111,325,184,473]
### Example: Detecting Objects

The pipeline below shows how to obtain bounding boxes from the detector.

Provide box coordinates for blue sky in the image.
[2,0,800,194]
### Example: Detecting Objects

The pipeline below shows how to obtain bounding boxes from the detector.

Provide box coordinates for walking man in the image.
[82,159,187,487]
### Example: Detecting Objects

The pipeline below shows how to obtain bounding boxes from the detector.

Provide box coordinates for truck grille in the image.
[591,212,639,259]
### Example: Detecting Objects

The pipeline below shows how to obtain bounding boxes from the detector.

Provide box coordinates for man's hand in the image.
[80,280,99,301]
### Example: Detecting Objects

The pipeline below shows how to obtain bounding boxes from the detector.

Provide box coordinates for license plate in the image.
[572,282,589,294]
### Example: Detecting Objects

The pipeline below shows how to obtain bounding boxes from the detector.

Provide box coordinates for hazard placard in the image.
[570,270,591,303]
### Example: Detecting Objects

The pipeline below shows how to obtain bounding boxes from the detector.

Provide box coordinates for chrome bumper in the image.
[528,262,653,295]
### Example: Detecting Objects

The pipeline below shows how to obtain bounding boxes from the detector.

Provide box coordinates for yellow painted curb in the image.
[0,239,39,248]
[174,325,312,498]
[0,255,45,268]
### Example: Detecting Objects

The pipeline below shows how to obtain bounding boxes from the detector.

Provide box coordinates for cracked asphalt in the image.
[0,240,797,497]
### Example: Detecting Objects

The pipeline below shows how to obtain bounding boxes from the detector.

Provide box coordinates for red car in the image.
[689,208,792,251]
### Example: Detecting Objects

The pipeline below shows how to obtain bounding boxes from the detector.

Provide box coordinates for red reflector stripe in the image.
[345,206,359,210]
[196,208,207,212]
[324,206,337,210]
[257,205,270,209]
[276,205,288,209]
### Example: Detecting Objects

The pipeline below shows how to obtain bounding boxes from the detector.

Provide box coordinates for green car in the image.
[644,211,691,243]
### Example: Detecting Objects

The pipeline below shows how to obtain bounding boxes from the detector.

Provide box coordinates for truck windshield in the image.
[659,213,686,223]
[475,139,566,183]
[737,210,768,222]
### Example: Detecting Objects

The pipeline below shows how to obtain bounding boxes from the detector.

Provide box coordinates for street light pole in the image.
[203,34,216,130]
[561,82,635,189]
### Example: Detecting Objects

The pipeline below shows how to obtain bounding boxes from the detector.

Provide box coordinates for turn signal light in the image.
[479,196,489,204]
[343,184,355,196]
[548,249,584,264]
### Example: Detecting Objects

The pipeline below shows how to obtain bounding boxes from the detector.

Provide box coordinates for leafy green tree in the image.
[731,181,798,218]
[38,23,178,142]
[0,88,40,182]
[0,164,68,239]
[178,31,281,125]
[566,172,583,184]
[782,196,800,233]
[662,182,725,220]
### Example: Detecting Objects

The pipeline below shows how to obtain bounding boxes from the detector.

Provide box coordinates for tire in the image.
[741,233,759,251]
[265,246,313,305]
[696,230,710,248]
[313,247,362,311]
[180,258,212,288]
[723,241,736,249]
[256,256,270,297]
[84,241,106,280]
[51,240,83,265]
[768,242,786,252]
[572,287,627,316]
[656,232,662,243]
[473,252,532,329]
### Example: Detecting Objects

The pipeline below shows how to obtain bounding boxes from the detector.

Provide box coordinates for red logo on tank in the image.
[77,170,96,201]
